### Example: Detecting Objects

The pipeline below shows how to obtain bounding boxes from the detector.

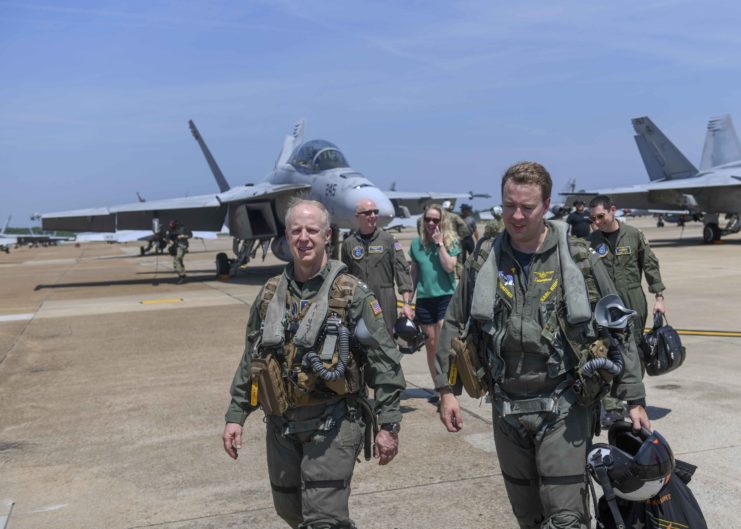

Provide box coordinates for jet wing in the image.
[561,173,741,212]
[41,182,312,233]
[384,191,472,217]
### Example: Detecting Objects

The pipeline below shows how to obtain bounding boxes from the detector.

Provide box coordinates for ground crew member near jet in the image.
[566,199,592,238]
[483,205,504,239]
[341,198,414,337]
[166,219,192,284]
[443,200,471,278]
[222,199,405,529]
[459,203,479,261]
[588,194,665,427]
[435,162,649,529]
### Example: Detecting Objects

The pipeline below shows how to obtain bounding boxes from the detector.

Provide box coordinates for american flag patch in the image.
[370,298,383,316]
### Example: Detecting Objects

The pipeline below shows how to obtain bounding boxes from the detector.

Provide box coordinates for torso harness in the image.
[454,222,624,412]
[251,262,364,416]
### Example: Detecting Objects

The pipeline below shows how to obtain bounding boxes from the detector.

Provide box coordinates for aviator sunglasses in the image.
[424,216,441,224]
[357,209,379,216]
[589,212,607,222]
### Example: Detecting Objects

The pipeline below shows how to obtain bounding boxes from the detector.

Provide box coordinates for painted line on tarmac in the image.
[644,327,741,338]
[140,298,183,305]
[0,313,34,323]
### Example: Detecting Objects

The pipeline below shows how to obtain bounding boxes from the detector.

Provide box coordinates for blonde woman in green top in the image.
[409,203,461,387]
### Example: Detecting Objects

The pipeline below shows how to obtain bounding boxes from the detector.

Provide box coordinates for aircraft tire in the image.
[702,223,721,244]
[216,252,230,276]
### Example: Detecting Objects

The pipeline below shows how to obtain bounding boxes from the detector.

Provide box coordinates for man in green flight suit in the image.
[588,194,666,427]
[483,205,505,240]
[166,219,192,284]
[435,162,649,529]
[222,199,406,529]
[341,198,414,337]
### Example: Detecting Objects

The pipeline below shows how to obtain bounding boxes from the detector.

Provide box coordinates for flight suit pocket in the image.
[339,415,364,450]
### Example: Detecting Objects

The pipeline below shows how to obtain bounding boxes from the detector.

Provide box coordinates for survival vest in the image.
[457,221,617,405]
[252,262,364,414]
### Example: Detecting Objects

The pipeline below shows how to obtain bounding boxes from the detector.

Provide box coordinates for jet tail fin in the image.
[275,120,305,168]
[189,120,231,192]
[699,114,741,170]
[632,117,697,181]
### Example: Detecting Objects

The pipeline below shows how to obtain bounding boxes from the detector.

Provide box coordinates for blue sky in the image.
[2,0,741,227]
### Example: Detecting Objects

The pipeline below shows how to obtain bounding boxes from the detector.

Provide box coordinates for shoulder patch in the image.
[369,297,383,317]
[352,245,365,259]
[394,241,402,251]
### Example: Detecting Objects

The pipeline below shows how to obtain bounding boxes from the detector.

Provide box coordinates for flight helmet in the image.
[393,316,426,354]
[587,422,675,501]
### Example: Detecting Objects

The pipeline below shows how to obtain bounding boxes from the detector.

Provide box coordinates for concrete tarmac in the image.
[0,219,739,528]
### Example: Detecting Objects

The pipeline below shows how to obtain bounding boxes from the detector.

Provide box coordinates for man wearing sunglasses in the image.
[588,194,666,428]
[341,199,414,336]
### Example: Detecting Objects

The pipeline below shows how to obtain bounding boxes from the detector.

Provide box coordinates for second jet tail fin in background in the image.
[632,116,697,181]
[699,114,741,170]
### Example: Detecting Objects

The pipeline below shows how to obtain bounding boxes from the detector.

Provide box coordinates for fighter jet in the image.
[562,115,741,243]
[42,120,472,274]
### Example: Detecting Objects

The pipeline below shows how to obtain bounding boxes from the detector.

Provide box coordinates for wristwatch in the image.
[436,242,443,248]
[380,422,401,436]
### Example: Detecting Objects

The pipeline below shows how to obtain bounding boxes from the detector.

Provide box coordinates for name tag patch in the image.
[369,245,384,254]
[534,270,554,283]
[615,246,632,256]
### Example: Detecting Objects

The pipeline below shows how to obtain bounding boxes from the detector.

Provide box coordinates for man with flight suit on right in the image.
[436,163,649,529]
[588,194,666,427]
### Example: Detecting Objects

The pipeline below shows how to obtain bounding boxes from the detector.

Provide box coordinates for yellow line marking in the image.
[140,298,184,305]
[644,327,741,338]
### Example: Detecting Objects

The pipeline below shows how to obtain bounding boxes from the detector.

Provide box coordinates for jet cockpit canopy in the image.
[288,140,349,173]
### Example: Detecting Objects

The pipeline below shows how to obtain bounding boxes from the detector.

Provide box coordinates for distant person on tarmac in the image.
[566,199,592,238]
[166,219,192,284]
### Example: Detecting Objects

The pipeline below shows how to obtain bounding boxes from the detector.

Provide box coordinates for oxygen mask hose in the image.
[302,325,350,381]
